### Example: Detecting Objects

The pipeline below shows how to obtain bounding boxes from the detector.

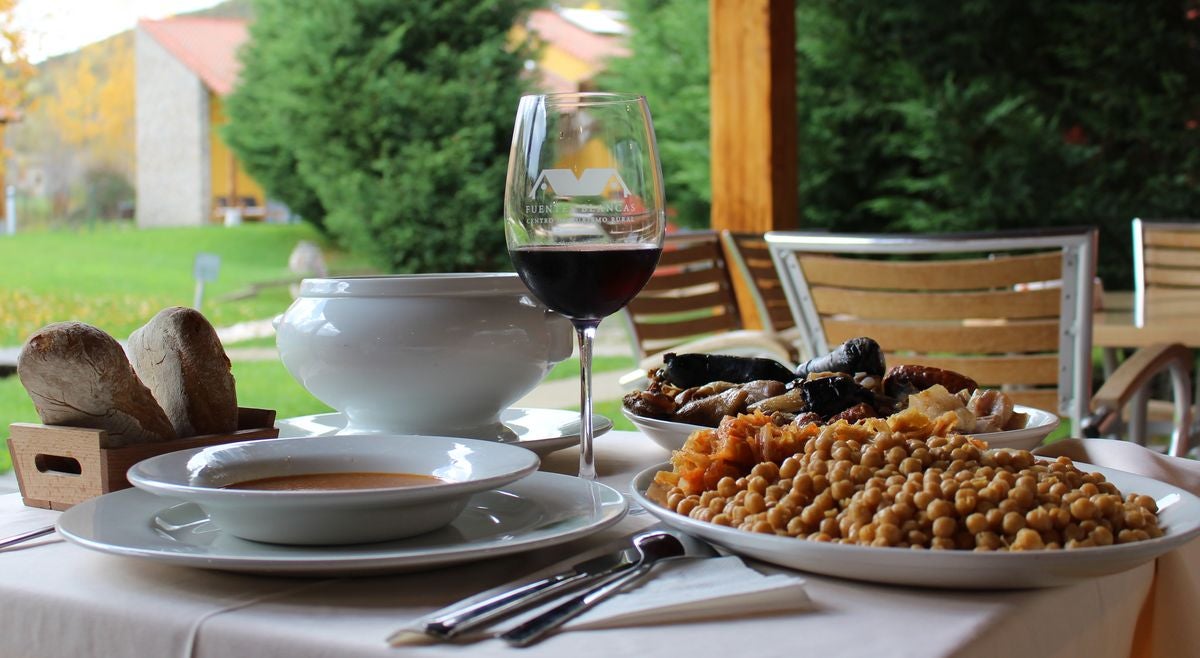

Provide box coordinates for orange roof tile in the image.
[526,9,628,70]
[138,17,248,96]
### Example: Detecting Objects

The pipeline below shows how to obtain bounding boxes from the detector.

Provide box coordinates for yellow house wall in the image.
[510,24,595,85]
[208,93,264,216]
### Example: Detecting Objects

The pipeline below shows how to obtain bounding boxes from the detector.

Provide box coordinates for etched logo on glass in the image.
[529,168,631,198]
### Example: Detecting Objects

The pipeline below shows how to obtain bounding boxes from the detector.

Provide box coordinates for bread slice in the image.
[127,307,238,438]
[17,321,177,448]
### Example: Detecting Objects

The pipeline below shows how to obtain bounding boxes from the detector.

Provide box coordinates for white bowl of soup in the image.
[126,434,540,545]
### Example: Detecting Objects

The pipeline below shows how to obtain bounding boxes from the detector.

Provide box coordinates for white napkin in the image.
[393,546,810,645]
[565,555,811,630]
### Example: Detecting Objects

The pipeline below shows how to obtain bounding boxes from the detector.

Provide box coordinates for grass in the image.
[0,221,374,347]
[545,355,635,382]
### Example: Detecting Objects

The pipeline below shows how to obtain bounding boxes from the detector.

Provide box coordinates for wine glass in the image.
[504,92,666,479]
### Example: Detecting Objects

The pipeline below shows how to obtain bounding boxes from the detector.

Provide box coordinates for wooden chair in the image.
[720,230,808,359]
[1127,218,1200,444]
[1133,218,1200,326]
[620,231,794,379]
[765,227,1193,456]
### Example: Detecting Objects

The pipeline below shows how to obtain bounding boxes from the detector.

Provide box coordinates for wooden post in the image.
[710,0,797,328]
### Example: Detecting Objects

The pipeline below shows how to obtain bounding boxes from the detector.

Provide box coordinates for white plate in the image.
[622,408,708,453]
[630,462,1200,589]
[57,472,627,576]
[970,405,1060,450]
[624,404,1060,453]
[275,408,612,457]
[126,434,540,545]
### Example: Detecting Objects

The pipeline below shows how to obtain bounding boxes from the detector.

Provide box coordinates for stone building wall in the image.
[135,28,210,227]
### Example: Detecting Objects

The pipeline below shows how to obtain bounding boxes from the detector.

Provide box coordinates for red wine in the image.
[510,244,662,321]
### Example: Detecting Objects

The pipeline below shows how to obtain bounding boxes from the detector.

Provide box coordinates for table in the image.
[0,430,1197,658]
[1093,292,1200,350]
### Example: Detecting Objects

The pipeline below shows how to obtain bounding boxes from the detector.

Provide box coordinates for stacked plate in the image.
[56,433,628,575]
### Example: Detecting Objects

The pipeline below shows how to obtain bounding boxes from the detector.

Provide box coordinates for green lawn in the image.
[0,221,373,347]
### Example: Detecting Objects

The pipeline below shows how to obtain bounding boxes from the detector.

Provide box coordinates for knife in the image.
[396,545,639,643]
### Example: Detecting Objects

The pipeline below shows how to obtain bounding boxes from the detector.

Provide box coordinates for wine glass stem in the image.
[574,320,599,480]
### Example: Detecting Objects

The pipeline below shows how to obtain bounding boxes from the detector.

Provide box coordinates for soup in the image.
[224,472,446,491]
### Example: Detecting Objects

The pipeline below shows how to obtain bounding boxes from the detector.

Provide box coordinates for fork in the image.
[500,530,717,647]
[0,525,55,549]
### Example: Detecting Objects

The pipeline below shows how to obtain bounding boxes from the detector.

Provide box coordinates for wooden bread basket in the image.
[6,407,279,510]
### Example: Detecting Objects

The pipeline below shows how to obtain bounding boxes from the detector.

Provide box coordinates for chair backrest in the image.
[1133,218,1200,327]
[765,227,1098,432]
[720,231,796,334]
[622,230,742,361]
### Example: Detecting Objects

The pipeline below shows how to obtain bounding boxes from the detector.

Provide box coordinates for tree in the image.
[39,36,135,180]
[225,0,540,272]
[601,1,1200,285]
[0,0,34,113]
[793,1,1200,286]
[598,0,710,228]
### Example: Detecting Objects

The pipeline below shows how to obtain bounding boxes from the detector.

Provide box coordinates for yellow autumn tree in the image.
[0,0,34,113]
[40,35,135,180]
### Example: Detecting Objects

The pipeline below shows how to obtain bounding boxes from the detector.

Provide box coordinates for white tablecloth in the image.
[0,430,1195,658]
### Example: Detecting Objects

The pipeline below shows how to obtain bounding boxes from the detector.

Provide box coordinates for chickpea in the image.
[1094,494,1119,519]
[1011,528,1045,551]
[1026,508,1052,532]
[676,496,699,516]
[830,479,855,501]
[932,516,957,539]
[931,537,956,550]
[1008,485,1035,509]
[914,491,935,510]
[975,531,1002,551]
[667,491,685,510]
[864,446,883,468]
[1011,451,1035,469]
[940,479,960,499]
[819,516,840,538]
[985,507,1005,532]
[779,457,800,479]
[744,492,766,514]
[891,501,915,522]
[1001,511,1026,536]
[716,476,738,498]
[792,473,814,496]
[857,523,877,543]
[1070,497,1098,521]
[711,513,731,526]
[747,475,768,495]
[786,516,807,536]
[862,487,884,508]
[1090,525,1114,546]
[811,474,830,493]
[766,507,788,530]
[900,457,923,475]
[965,513,988,535]
[751,520,773,534]
[927,499,954,520]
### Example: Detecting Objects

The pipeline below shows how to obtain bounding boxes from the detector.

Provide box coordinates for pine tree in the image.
[225,0,539,271]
